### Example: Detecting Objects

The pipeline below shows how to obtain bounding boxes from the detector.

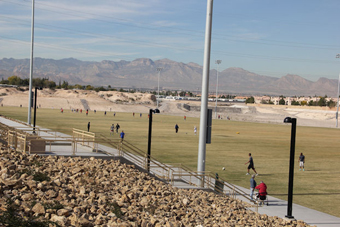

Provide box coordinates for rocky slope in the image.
[0,144,312,226]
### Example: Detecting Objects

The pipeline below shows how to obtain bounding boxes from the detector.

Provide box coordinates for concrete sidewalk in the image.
[0,116,339,227]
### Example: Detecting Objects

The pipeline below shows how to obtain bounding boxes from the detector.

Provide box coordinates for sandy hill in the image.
[0,88,155,113]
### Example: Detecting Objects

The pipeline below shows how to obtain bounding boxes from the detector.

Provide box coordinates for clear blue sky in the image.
[0,0,339,81]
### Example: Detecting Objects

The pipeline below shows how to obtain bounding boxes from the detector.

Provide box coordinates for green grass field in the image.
[1,106,339,217]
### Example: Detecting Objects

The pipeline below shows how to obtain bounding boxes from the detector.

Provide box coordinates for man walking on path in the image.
[250,174,257,200]
[299,152,305,171]
[245,153,258,175]
[120,130,125,142]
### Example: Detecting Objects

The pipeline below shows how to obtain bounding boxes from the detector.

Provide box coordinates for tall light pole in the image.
[197,0,214,187]
[284,117,297,219]
[28,0,35,125]
[157,67,162,108]
[215,60,222,119]
[147,108,160,172]
[336,54,340,128]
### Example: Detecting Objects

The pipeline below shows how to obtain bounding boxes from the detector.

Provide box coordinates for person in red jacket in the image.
[255,181,267,200]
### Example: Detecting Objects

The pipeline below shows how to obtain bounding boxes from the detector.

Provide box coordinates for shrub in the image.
[33,172,51,182]
[0,198,59,227]
[43,201,64,210]
[109,202,122,219]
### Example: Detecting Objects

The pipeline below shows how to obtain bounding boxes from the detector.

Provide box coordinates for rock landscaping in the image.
[0,144,313,226]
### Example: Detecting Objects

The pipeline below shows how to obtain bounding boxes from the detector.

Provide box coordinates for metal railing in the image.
[2,123,254,205]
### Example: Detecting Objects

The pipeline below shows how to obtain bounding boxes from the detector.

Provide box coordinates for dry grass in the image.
[1,106,339,217]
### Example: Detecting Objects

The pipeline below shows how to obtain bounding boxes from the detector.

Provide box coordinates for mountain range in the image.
[0,57,338,97]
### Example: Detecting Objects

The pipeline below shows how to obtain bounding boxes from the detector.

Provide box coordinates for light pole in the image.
[336,54,340,128]
[197,0,214,187]
[284,117,297,219]
[215,60,222,119]
[147,108,160,172]
[33,87,42,134]
[28,0,35,125]
[157,68,162,108]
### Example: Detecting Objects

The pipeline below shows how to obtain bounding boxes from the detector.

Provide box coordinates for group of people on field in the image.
[246,152,306,201]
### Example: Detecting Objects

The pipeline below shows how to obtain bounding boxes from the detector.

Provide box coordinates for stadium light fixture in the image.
[147,108,160,172]
[283,117,297,219]
[215,60,222,119]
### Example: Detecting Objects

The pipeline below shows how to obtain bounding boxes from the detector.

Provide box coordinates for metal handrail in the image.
[2,123,253,204]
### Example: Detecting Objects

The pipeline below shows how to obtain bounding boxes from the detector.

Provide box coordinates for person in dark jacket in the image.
[175,124,179,133]
[87,122,90,132]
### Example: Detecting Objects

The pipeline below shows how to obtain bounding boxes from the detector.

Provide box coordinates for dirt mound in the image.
[0,88,156,113]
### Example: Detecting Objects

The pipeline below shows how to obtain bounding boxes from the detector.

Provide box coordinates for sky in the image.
[0,0,339,81]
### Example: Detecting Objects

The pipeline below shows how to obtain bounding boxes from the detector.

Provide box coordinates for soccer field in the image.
[1,106,339,217]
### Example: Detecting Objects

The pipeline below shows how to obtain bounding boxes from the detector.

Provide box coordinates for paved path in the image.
[0,116,339,227]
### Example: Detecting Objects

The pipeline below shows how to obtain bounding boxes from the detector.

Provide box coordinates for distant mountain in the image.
[0,57,338,97]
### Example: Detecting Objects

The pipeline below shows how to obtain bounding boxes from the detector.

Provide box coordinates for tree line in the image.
[245,95,337,107]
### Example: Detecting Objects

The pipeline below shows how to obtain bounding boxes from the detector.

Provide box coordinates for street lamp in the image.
[147,108,160,172]
[336,54,340,128]
[157,68,163,108]
[283,117,297,219]
[215,60,222,119]
[33,87,42,134]
[28,0,35,125]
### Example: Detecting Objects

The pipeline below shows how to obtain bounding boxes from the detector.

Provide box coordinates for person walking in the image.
[110,124,114,135]
[194,126,197,135]
[120,130,125,142]
[250,174,257,200]
[299,152,305,171]
[245,153,258,175]
[116,123,120,133]
[175,124,179,133]
[87,122,90,132]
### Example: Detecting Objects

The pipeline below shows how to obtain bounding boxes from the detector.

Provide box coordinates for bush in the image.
[0,198,59,227]
[43,201,64,210]
[33,172,51,182]
[109,202,122,219]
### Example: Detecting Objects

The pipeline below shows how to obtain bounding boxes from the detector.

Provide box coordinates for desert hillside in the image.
[0,88,156,113]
